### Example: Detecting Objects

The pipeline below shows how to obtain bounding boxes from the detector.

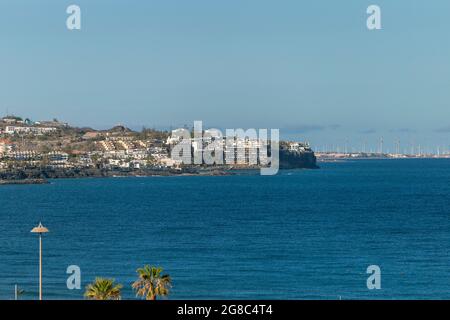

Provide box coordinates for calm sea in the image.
[1,159,449,300]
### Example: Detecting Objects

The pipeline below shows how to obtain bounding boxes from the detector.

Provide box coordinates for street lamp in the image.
[31,222,49,300]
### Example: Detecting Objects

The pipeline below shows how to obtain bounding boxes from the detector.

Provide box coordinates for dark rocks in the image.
[279,149,319,169]
[0,179,48,185]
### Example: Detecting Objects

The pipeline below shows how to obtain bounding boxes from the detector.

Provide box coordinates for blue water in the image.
[1,159,449,300]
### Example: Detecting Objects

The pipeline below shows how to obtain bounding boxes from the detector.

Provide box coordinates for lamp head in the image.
[31,222,49,234]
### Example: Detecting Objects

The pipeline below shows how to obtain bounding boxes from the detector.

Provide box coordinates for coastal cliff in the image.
[279,142,318,169]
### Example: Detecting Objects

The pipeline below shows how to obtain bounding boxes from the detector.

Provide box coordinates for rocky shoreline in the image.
[0,150,318,184]
[0,166,236,184]
[0,178,49,185]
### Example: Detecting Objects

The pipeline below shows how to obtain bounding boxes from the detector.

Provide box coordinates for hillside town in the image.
[0,115,176,174]
[0,115,316,182]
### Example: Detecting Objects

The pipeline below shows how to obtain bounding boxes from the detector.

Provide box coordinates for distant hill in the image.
[105,125,133,133]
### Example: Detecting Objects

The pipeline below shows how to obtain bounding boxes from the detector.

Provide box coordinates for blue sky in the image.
[0,0,449,152]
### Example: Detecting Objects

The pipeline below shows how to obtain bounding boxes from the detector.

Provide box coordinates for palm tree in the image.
[84,277,123,300]
[132,265,172,300]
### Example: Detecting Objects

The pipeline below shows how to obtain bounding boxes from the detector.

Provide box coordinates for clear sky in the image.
[1,0,449,153]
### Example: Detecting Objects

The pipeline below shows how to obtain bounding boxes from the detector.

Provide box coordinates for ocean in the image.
[1,159,449,300]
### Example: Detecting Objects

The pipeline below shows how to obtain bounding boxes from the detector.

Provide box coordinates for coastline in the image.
[0,165,323,185]
[0,178,49,185]
[0,167,245,185]
[0,150,319,183]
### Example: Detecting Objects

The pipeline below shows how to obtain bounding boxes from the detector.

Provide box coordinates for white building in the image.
[5,126,57,135]
[47,151,69,164]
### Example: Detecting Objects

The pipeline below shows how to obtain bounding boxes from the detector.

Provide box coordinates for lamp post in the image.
[31,222,49,300]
